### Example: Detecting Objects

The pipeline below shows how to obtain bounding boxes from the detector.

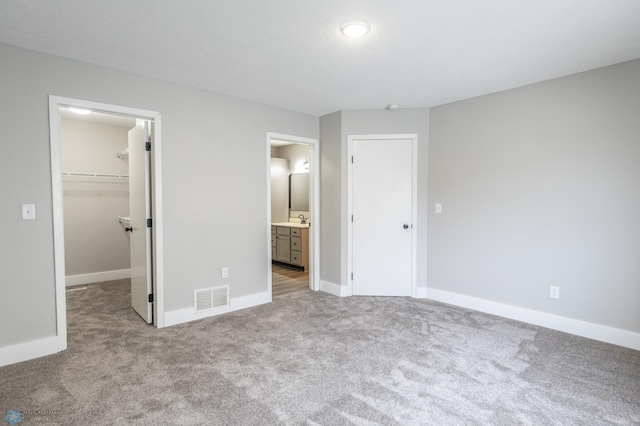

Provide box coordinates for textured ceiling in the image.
[1,0,640,116]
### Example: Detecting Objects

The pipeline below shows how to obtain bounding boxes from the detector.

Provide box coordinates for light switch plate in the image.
[221,267,229,279]
[22,204,36,220]
[435,203,442,214]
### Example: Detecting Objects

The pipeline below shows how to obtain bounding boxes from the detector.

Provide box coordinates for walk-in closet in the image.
[61,109,136,286]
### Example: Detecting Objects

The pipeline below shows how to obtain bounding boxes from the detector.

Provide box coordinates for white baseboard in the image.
[0,336,61,367]
[427,288,640,351]
[66,269,131,287]
[415,287,427,299]
[320,280,349,297]
[163,290,271,327]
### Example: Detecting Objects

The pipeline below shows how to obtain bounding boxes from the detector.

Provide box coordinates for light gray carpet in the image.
[1,280,639,425]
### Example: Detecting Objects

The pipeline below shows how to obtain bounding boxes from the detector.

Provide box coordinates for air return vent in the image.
[194,286,229,312]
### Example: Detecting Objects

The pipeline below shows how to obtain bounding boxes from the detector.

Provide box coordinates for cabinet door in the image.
[276,235,291,263]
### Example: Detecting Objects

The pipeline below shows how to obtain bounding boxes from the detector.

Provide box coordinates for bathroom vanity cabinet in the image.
[271,223,309,271]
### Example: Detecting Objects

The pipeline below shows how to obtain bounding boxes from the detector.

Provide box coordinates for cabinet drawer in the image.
[271,237,276,247]
[271,247,276,259]
[271,226,276,235]
[290,251,302,266]
[291,228,302,237]
[291,237,301,251]
[276,226,290,236]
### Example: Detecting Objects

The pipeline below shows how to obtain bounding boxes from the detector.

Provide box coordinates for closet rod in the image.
[116,148,129,163]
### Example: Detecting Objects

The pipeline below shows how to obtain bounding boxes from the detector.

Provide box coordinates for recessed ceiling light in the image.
[341,21,370,38]
[68,107,92,115]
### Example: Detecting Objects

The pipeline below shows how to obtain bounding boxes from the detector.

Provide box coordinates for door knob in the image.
[125,227,133,232]
[403,224,409,229]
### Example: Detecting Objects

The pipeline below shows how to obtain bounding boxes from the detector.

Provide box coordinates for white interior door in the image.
[351,138,413,296]
[129,121,153,323]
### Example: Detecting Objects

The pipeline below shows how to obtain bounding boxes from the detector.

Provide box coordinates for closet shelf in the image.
[63,172,129,179]
[63,172,129,184]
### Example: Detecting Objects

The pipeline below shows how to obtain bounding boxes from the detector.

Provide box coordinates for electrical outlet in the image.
[22,204,36,220]
[549,285,560,299]
[435,203,442,214]
[221,267,229,279]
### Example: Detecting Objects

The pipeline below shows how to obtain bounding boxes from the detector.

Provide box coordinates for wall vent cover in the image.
[194,286,229,312]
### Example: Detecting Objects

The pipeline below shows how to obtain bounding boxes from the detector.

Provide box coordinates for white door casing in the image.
[348,135,417,297]
[129,121,153,323]
[266,133,320,294]
[49,96,164,359]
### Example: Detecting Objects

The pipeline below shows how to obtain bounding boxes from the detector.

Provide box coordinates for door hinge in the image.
[147,218,152,228]
[351,156,354,164]
[351,273,353,280]
[351,214,354,222]
[148,294,154,303]
[145,141,151,151]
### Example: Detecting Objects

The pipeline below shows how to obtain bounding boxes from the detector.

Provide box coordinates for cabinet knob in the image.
[403,224,409,229]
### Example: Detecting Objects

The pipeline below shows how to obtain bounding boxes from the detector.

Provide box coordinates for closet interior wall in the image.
[61,116,133,284]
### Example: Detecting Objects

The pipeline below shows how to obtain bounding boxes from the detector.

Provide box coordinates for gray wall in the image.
[61,118,131,277]
[319,111,343,285]
[0,42,318,348]
[428,59,640,332]
[2,38,637,355]
[319,108,430,288]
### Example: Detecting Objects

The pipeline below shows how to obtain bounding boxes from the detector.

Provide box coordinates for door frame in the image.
[49,95,165,352]
[347,134,418,297]
[266,132,320,296]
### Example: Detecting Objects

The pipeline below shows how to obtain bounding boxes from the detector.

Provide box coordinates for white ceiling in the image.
[2,1,640,116]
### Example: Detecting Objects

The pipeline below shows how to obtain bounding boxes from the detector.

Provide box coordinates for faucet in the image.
[298,214,307,224]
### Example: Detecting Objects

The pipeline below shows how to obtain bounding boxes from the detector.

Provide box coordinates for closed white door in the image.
[351,138,413,296]
[129,121,153,323]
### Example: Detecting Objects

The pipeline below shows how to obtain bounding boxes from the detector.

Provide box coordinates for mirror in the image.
[289,173,309,211]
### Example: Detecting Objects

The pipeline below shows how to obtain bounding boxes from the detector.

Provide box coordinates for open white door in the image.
[129,121,153,323]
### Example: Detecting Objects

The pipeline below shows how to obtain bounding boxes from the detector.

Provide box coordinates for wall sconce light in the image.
[294,161,310,173]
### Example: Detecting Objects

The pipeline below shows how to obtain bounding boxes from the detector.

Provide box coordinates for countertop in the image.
[272,222,309,228]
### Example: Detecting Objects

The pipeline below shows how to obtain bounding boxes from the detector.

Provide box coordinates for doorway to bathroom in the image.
[267,133,319,299]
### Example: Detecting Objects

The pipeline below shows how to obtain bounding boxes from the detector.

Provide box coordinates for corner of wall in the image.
[319,280,349,297]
